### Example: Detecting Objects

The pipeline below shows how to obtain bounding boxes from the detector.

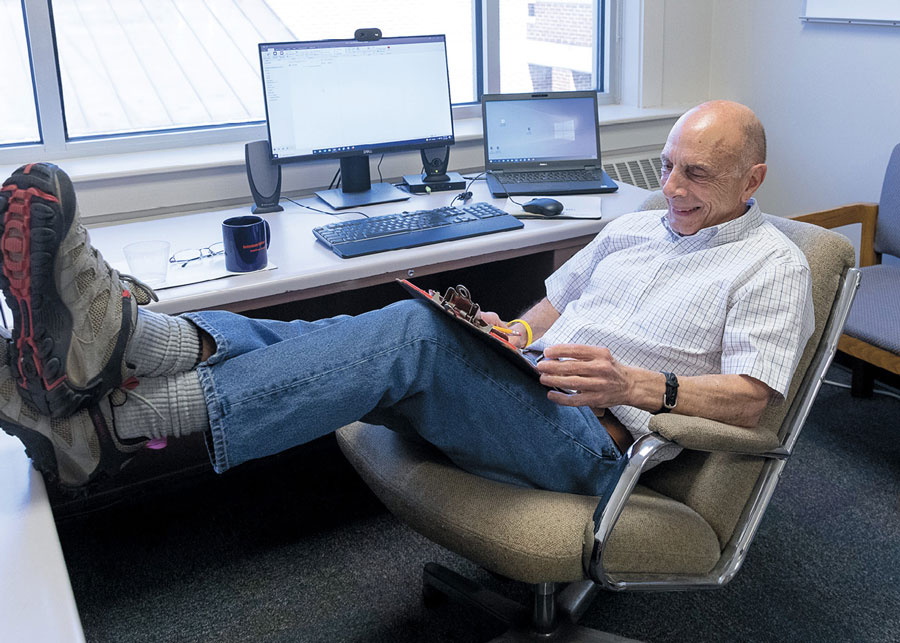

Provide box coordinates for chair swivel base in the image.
[422,562,642,642]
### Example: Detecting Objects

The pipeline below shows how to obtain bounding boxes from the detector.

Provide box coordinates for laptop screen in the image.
[483,93,600,165]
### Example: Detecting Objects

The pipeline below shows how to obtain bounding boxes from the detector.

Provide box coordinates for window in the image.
[496,0,600,94]
[3,0,616,161]
[0,0,39,146]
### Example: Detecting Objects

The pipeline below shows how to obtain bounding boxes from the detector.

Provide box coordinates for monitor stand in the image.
[315,155,410,210]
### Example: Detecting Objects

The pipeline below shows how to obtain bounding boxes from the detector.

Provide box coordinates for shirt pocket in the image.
[634,267,730,357]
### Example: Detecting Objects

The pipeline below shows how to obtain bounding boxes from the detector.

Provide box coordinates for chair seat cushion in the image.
[336,423,721,585]
[843,264,900,354]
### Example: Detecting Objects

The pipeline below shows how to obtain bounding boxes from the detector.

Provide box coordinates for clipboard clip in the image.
[433,284,488,328]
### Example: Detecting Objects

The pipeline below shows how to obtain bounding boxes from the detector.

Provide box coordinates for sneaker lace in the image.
[119,273,159,305]
[120,386,167,423]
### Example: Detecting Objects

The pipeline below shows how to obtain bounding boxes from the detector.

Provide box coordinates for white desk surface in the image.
[0,432,86,643]
[1,178,649,642]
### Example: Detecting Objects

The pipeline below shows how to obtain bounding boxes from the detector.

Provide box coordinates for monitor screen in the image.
[259,35,454,164]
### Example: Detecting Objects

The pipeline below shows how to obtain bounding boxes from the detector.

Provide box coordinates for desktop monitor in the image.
[259,34,455,209]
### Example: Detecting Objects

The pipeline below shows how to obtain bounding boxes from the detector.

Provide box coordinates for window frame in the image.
[3,0,620,164]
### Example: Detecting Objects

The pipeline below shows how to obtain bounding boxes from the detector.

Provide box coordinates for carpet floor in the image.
[55,364,900,642]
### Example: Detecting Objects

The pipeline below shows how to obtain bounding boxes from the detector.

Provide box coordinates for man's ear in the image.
[742,163,767,201]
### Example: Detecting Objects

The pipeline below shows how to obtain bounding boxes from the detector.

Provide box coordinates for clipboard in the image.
[397,279,548,385]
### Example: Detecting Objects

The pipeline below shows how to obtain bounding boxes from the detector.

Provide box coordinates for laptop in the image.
[482,90,618,197]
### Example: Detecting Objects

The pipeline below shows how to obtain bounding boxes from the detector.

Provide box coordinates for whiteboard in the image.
[802,0,900,25]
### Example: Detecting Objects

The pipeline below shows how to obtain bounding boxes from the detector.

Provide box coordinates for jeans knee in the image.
[387,299,447,341]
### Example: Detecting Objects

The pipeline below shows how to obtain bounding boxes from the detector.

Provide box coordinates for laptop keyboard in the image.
[500,169,601,184]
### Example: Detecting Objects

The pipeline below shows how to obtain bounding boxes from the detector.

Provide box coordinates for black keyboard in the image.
[502,169,601,183]
[313,202,524,258]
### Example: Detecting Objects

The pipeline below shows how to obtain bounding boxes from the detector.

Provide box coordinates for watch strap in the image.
[658,371,678,413]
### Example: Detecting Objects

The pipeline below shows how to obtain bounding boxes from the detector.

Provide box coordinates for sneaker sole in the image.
[0,408,137,496]
[0,421,85,496]
[0,163,132,418]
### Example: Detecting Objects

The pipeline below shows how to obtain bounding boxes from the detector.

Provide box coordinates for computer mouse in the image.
[522,198,564,217]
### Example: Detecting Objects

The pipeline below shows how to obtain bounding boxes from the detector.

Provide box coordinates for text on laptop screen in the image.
[484,96,599,164]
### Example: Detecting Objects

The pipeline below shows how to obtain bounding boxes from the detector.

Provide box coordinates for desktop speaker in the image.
[421,145,451,183]
[245,140,284,214]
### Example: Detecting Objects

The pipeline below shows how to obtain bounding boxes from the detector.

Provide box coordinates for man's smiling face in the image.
[659,103,767,236]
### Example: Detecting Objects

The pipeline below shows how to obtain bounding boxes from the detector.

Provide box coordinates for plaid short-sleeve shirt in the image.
[532,199,815,457]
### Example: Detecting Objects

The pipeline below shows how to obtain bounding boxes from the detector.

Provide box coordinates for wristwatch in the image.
[657,371,678,413]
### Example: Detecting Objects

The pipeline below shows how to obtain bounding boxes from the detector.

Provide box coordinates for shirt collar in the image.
[660,198,764,246]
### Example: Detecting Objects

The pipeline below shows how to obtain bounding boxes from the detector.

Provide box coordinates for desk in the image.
[0,178,650,642]
[89,180,650,315]
[0,432,86,643]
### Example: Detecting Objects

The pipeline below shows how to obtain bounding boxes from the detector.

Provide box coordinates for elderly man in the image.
[0,100,812,497]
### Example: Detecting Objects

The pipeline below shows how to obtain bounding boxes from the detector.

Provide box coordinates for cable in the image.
[486,171,526,208]
[283,196,369,219]
[377,154,385,183]
[449,171,485,207]
[822,378,900,401]
[328,167,341,190]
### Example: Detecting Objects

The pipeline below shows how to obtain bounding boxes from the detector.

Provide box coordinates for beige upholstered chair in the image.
[336,210,859,641]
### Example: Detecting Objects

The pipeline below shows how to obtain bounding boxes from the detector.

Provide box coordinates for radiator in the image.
[603,155,663,191]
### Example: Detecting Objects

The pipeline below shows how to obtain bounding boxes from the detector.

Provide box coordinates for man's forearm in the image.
[538,344,774,429]
[623,368,772,428]
[511,297,560,344]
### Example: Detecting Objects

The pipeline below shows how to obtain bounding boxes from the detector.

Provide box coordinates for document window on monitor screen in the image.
[259,35,455,207]
[262,38,453,160]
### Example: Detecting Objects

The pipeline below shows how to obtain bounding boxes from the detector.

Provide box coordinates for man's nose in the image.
[662,168,684,197]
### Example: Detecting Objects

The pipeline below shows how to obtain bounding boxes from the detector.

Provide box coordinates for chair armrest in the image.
[647,413,783,455]
[792,203,879,266]
[587,432,672,585]
[587,417,785,586]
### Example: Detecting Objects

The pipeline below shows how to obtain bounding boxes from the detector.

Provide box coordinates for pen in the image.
[491,325,521,336]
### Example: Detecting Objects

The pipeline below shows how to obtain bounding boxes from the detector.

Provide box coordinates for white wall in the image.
[622,0,713,108]
[709,0,900,216]
[659,0,713,106]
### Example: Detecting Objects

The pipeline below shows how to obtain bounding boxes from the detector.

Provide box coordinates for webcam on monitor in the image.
[354,28,382,41]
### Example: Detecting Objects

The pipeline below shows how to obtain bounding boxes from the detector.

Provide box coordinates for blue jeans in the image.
[182,300,625,498]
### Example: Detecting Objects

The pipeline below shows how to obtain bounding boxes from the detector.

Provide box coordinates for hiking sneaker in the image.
[0,162,157,418]
[0,328,145,491]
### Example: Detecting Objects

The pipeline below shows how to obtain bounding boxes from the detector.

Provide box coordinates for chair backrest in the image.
[639,214,856,551]
[874,143,900,258]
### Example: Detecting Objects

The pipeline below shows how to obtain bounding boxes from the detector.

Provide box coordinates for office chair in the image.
[792,142,900,396]
[335,213,858,641]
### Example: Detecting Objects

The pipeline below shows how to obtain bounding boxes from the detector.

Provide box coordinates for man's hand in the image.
[537,344,635,408]
[477,298,561,350]
[478,311,528,349]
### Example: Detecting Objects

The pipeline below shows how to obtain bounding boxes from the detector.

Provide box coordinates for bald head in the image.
[675,100,767,173]
[659,100,769,235]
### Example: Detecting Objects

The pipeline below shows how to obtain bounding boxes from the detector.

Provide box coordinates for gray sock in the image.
[113,372,209,440]
[125,309,201,377]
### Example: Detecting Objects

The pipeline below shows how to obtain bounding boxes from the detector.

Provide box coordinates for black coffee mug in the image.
[222,215,271,272]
